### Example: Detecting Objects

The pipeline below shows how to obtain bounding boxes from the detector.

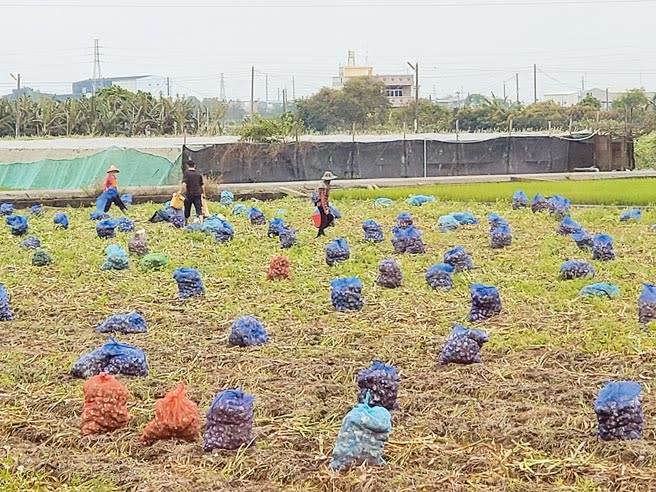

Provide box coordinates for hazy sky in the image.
[1,0,655,103]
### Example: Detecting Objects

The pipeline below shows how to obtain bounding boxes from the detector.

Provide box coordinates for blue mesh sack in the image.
[491,224,512,249]
[331,277,364,311]
[89,211,110,221]
[202,216,234,243]
[101,244,129,271]
[71,336,148,379]
[376,259,402,288]
[488,213,509,228]
[0,283,14,321]
[638,283,656,326]
[560,260,595,280]
[20,236,40,249]
[325,238,350,266]
[438,215,460,233]
[203,388,255,451]
[267,218,285,237]
[95,188,117,212]
[406,194,435,206]
[557,216,582,236]
[579,283,620,299]
[571,229,594,250]
[149,208,172,223]
[169,208,185,229]
[232,203,247,216]
[53,212,69,229]
[329,204,341,219]
[425,263,455,290]
[0,203,14,215]
[96,312,147,334]
[363,219,384,242]
[6,215,28,236]
[356,361,400,411]
[32,249,53,267]
[248,207,266,225]
[444,246,474,272]
[374,197,393,208]
[279,226,297,249]
[96,219,118,239]
[546,195,571,216]
[395,211,413,229]
[30,204,43,215]
[228,316,269,347]
[594,381,643,441]
[531,194,548,213]
[512,190,529,209]
[116,217,134,233]
[220,191,234,206]
[452,212,478,225]
[391,226,425,254]
[592,234,615,261]
[438,324,489,365]
[329,391,392,471]
[469,284,502,322]
[620,209,641,222]
[185,223,204,233]
[120,194,133,205]
[173,268,205,299]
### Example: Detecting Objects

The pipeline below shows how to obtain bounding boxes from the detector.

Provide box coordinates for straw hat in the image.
[321,171,338,181]
[106,165,120,173]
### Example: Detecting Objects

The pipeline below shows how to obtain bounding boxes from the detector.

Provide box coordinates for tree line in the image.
[1,78,655,139]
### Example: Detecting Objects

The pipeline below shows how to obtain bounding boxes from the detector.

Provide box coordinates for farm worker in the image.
[179,159,206,225]
[102,165,128,214]
[315,170,338,238]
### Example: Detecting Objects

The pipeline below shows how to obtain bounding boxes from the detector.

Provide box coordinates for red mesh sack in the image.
[267,255,291,280]
[140,383,200,443]
[81,373,130,435]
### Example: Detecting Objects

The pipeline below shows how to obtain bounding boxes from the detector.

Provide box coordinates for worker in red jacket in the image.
[102,165,128,214]
[314,171,337,237]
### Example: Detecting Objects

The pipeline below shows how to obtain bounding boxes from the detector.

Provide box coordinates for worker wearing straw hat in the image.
[102,165,128,214]
[315,170,338,237]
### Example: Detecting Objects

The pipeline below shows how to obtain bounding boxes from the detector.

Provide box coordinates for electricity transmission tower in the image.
[92,39,102,95]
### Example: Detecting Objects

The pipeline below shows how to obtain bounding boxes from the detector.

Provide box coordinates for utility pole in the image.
[407,61,419,132]
[515,72,519,104]
[166,77,171,97]
[92,38,102,96]
[250,65,255,117]
[219,73,226,101]
[9,73,20,138]
[292,76,296,100]
[606,88,610,111]
[533,64,537,104]
[282,88,287,114]
[265,74,269,105]
[503,81,506,102]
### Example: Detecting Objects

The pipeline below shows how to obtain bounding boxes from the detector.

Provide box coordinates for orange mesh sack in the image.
[140,383,200,442]
[81,373,130,435]
[267,255,291,281]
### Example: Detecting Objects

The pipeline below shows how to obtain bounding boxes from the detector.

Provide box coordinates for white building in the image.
[72,75,168,97]
[544,91,580,106]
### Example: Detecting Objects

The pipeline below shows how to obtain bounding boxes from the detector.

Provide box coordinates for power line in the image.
[2,0,655,6]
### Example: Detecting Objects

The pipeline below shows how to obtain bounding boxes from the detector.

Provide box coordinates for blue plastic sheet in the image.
[620,209,641,222]
[220,190,235,206]
[267,218,285,237]
[329,392,392,471]
[203,388,255,451]
[512,190,529,209]
[101,244,129,270]
[0,203,14,215]
[557,216,582,235]
[579,283,620,299]
[438,324,489,365]
[200,216,234,243]
[362,219,384,242]
[6,215,28,236]
[331,277,364,311]
[560,260,595,279]
[595,381,643,440]
[20,236,40,249]
[325,238,350,266]
[173,268,205,299]
[30,204,43,215]
[96,219,118,239]
[121,194,133,205]
[96,312,147,334]
[452,211,478,225]
[592,234,615,261]
[71,336,148,378]
[425,263,455,290]
[444,246,474,271]
[0,283,14,321]
[228,316,269,347]
[469,284,502,322]
[438,215,460,233]
[95,188,118,212]
[356,361,400,411]
[406,194,435,206]
[391,226,425,254]
[53,212,69,229]
[374,197,393,208]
